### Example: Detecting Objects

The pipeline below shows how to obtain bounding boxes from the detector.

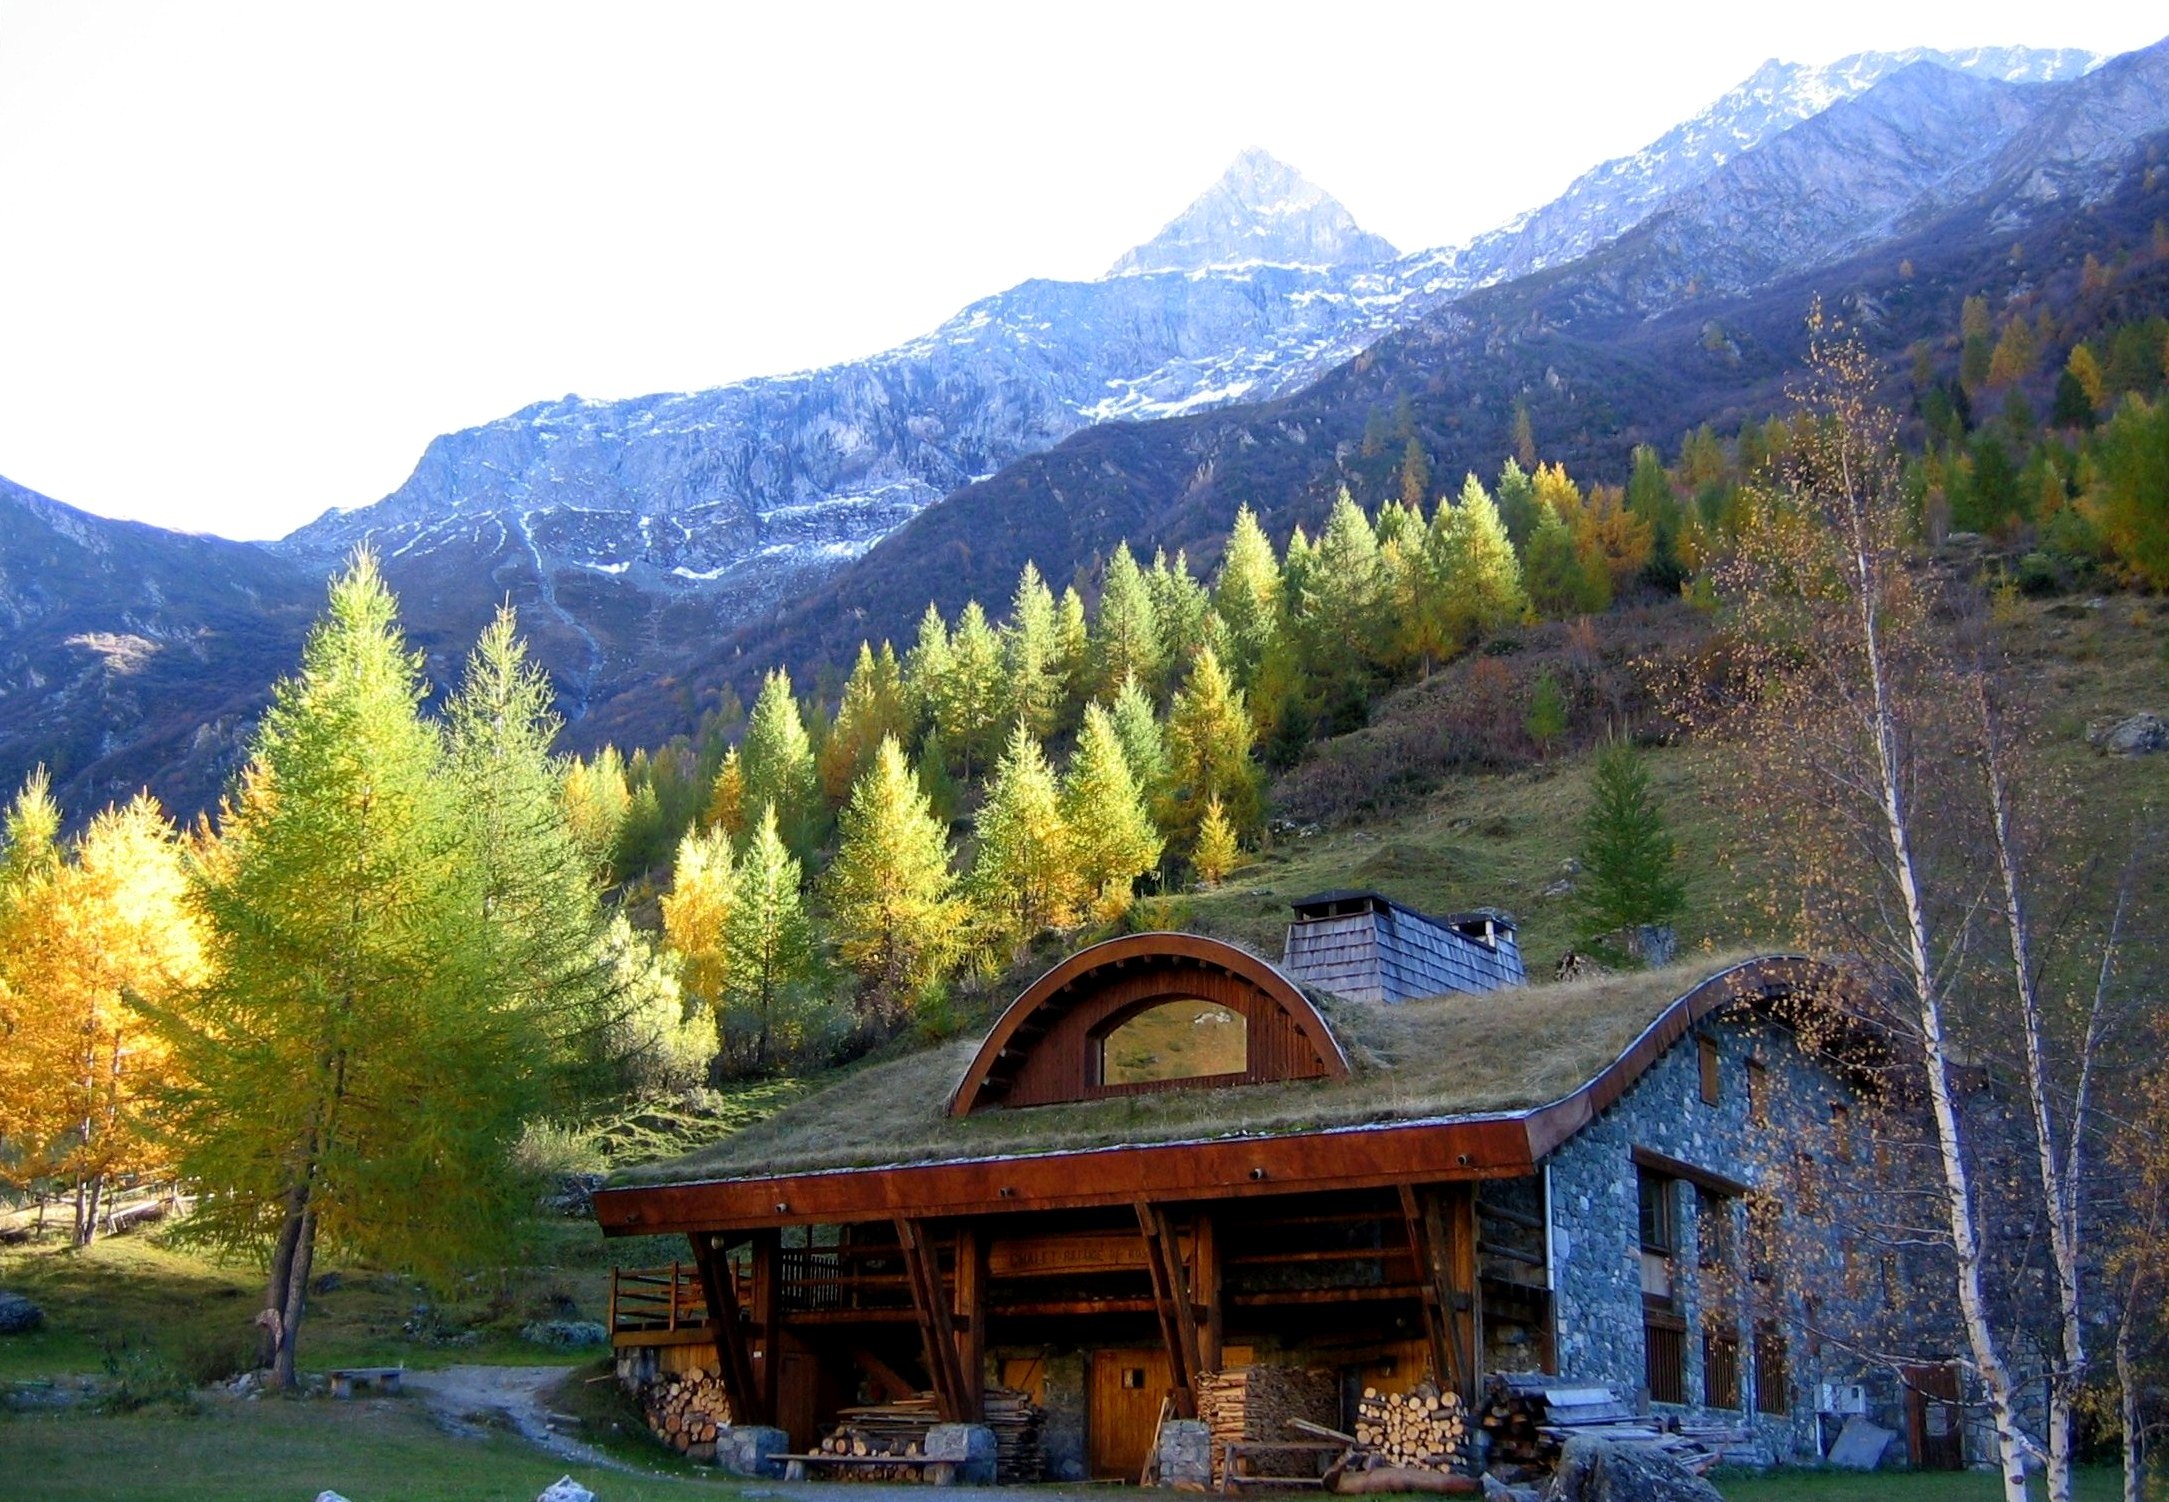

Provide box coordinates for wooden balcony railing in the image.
[608,1262,710,1347]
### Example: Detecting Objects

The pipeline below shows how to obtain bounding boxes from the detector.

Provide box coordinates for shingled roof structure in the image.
[1282,890,1525,1003]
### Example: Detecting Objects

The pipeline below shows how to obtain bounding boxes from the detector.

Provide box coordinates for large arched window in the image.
[1096,1000,1248,1085]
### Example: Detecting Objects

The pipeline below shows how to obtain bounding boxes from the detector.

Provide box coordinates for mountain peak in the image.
[1107,148,1398,277]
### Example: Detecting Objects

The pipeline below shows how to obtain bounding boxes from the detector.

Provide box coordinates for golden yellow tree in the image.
[0,790,203,1244]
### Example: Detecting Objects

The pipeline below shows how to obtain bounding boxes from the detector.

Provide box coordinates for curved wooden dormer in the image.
[948,932,1351,1116]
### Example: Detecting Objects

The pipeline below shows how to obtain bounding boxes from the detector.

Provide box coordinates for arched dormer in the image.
[948,933,1351,1116]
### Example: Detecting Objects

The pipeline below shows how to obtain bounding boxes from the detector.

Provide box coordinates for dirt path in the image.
[404,1364,629,1472]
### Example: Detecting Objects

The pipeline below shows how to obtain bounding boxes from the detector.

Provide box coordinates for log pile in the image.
[1354,1382,1466,1470]
[1478,1374,1749,1477]
[824,1387,1044,1483]
[643,1363,732,1457]
[1197,1365,1343,1483]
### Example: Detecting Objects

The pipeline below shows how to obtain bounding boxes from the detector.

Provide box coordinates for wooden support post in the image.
[752,1229,783,1414]
[1136,1201,1201,1418]
[1444,1184,1483,1408]
[692,1233,765,1426]
[1399,1186,1457,1397]
[953,1224,986,1422]
[896,1217,970,1422]
[1194,1210,1223,1373]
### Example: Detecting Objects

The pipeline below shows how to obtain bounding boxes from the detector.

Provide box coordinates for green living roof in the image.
[614,951,1769,1189]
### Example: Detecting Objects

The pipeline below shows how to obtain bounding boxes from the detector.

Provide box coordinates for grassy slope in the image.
[1171,592,2167,977]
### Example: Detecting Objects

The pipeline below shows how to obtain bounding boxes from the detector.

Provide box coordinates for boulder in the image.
[926,1422,999,1485]
[0,1292,43,1335]
[716,1424,791,1478]
[314,1493,353,1502]
[536,1479,596,1502]
[1544,1438,1722,1502]
[1156,1418,1213,1488]
[519,1319,609,1350]
[2090,713,2168,757]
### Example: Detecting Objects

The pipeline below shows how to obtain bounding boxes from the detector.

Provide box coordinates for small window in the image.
[1097,1000,1247,1085]
[1638,1168,1677,1255]
[1746,1059,1770,1127]
[1697,1037,1721,1106]
[1830,1103,1852,1163]
[1696,1186,1734,1270]
[1747,1194,1780,1285]
[1753,1323,1791,1415]
[1122,1367,1147,1389]
[1704,1325,1743,1409]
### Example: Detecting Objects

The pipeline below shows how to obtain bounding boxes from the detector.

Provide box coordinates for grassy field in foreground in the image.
[0,1395,710,1502]
[1712,1466,2127,1502]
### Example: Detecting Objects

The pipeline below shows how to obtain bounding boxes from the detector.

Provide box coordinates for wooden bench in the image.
[328,1367,404,1400]
[771,1453,959,1484]
[1217,1440,1345,1492]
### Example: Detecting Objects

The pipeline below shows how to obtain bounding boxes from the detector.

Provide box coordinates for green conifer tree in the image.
[444,606,621,1096]
[942,601,1006,779]
[1574,739,1686,951]
[1523,500,1601,618]
[720,804,819,1071]
[824,737,963,1020]
[1147,549,1211,673]
[1494,458,1540,548]
[1525,669,1567,752]
[1213,505,1283,691]
[1108,674,1170,807]
[1001,563,1062,739]
[1166,646,1262,842]
[904,603,954,738]
[1053,585,1091,719]
[741,669,819,856]
[1061,705,1163,921]
[156,555,532,1390]
[819,641,909,804]
[1432,473,1528,645]
[1191,795,1242,886]
[970,722,1076,949]
[1091,543,1163,699]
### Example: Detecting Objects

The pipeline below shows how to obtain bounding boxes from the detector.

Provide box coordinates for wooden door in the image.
[1905,1364,1964,1470]
[1089,1348,1172,1480]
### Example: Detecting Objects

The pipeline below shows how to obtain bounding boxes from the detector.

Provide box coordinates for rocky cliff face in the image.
[1107,146,1399,275]
[0,476,319,818]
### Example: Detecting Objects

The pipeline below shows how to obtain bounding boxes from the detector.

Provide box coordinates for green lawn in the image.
[0,1396,714,1502]
[1712,1467,2128,1502]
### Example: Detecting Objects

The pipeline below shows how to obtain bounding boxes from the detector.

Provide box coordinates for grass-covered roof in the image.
[613,951,1764,1188]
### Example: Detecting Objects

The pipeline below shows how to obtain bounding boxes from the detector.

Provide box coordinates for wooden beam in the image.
[1398,1186,1456,1398]
[953,1225,986,1422]
[1630,1145,1753,1199]
[1194,1210,1223,1373]
[1434,1184,1483,1409]
[1136,1201,1201,1418]
[850,1346,920,1404]
[895,1217,970,1422]
[751,1229,782,1414]
[691,1233,765,1426]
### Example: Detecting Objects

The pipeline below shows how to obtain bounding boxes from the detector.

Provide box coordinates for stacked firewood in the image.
[1197,1365,1343,1483]
[643,1364,732,1455]
[1479,1374,1739,1476]
[1354,1382,1466,1470]
[826,1387,1044,1483]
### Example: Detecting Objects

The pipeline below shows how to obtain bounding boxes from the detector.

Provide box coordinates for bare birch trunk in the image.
[2119,1291,2143,1502]
[1977,680,2085,1502]
[1847,525,2031,1502]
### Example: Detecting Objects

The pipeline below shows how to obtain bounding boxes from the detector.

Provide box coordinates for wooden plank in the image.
[954,1224,986,1419]
[751,1229,782,1414]
[1194,1210,1223,1373]
[1434,1183,1482,1410]
[1136,1202,1201,1418]
[1629,1146,1753,1199]
[895,1217,972,1422]
[692,1233,765,1426]
[1398,1185,1457,1398]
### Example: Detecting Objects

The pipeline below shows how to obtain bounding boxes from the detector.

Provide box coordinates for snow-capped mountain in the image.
[1107,146,1399,275]
[1428,44,2101,289]
[279,149,1444,711]
[282,45,2106,724]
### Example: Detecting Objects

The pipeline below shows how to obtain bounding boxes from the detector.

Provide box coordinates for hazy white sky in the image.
[1,3,2162,540]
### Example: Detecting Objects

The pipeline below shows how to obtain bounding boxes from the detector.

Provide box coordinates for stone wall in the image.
[1543,999,1935,1460]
